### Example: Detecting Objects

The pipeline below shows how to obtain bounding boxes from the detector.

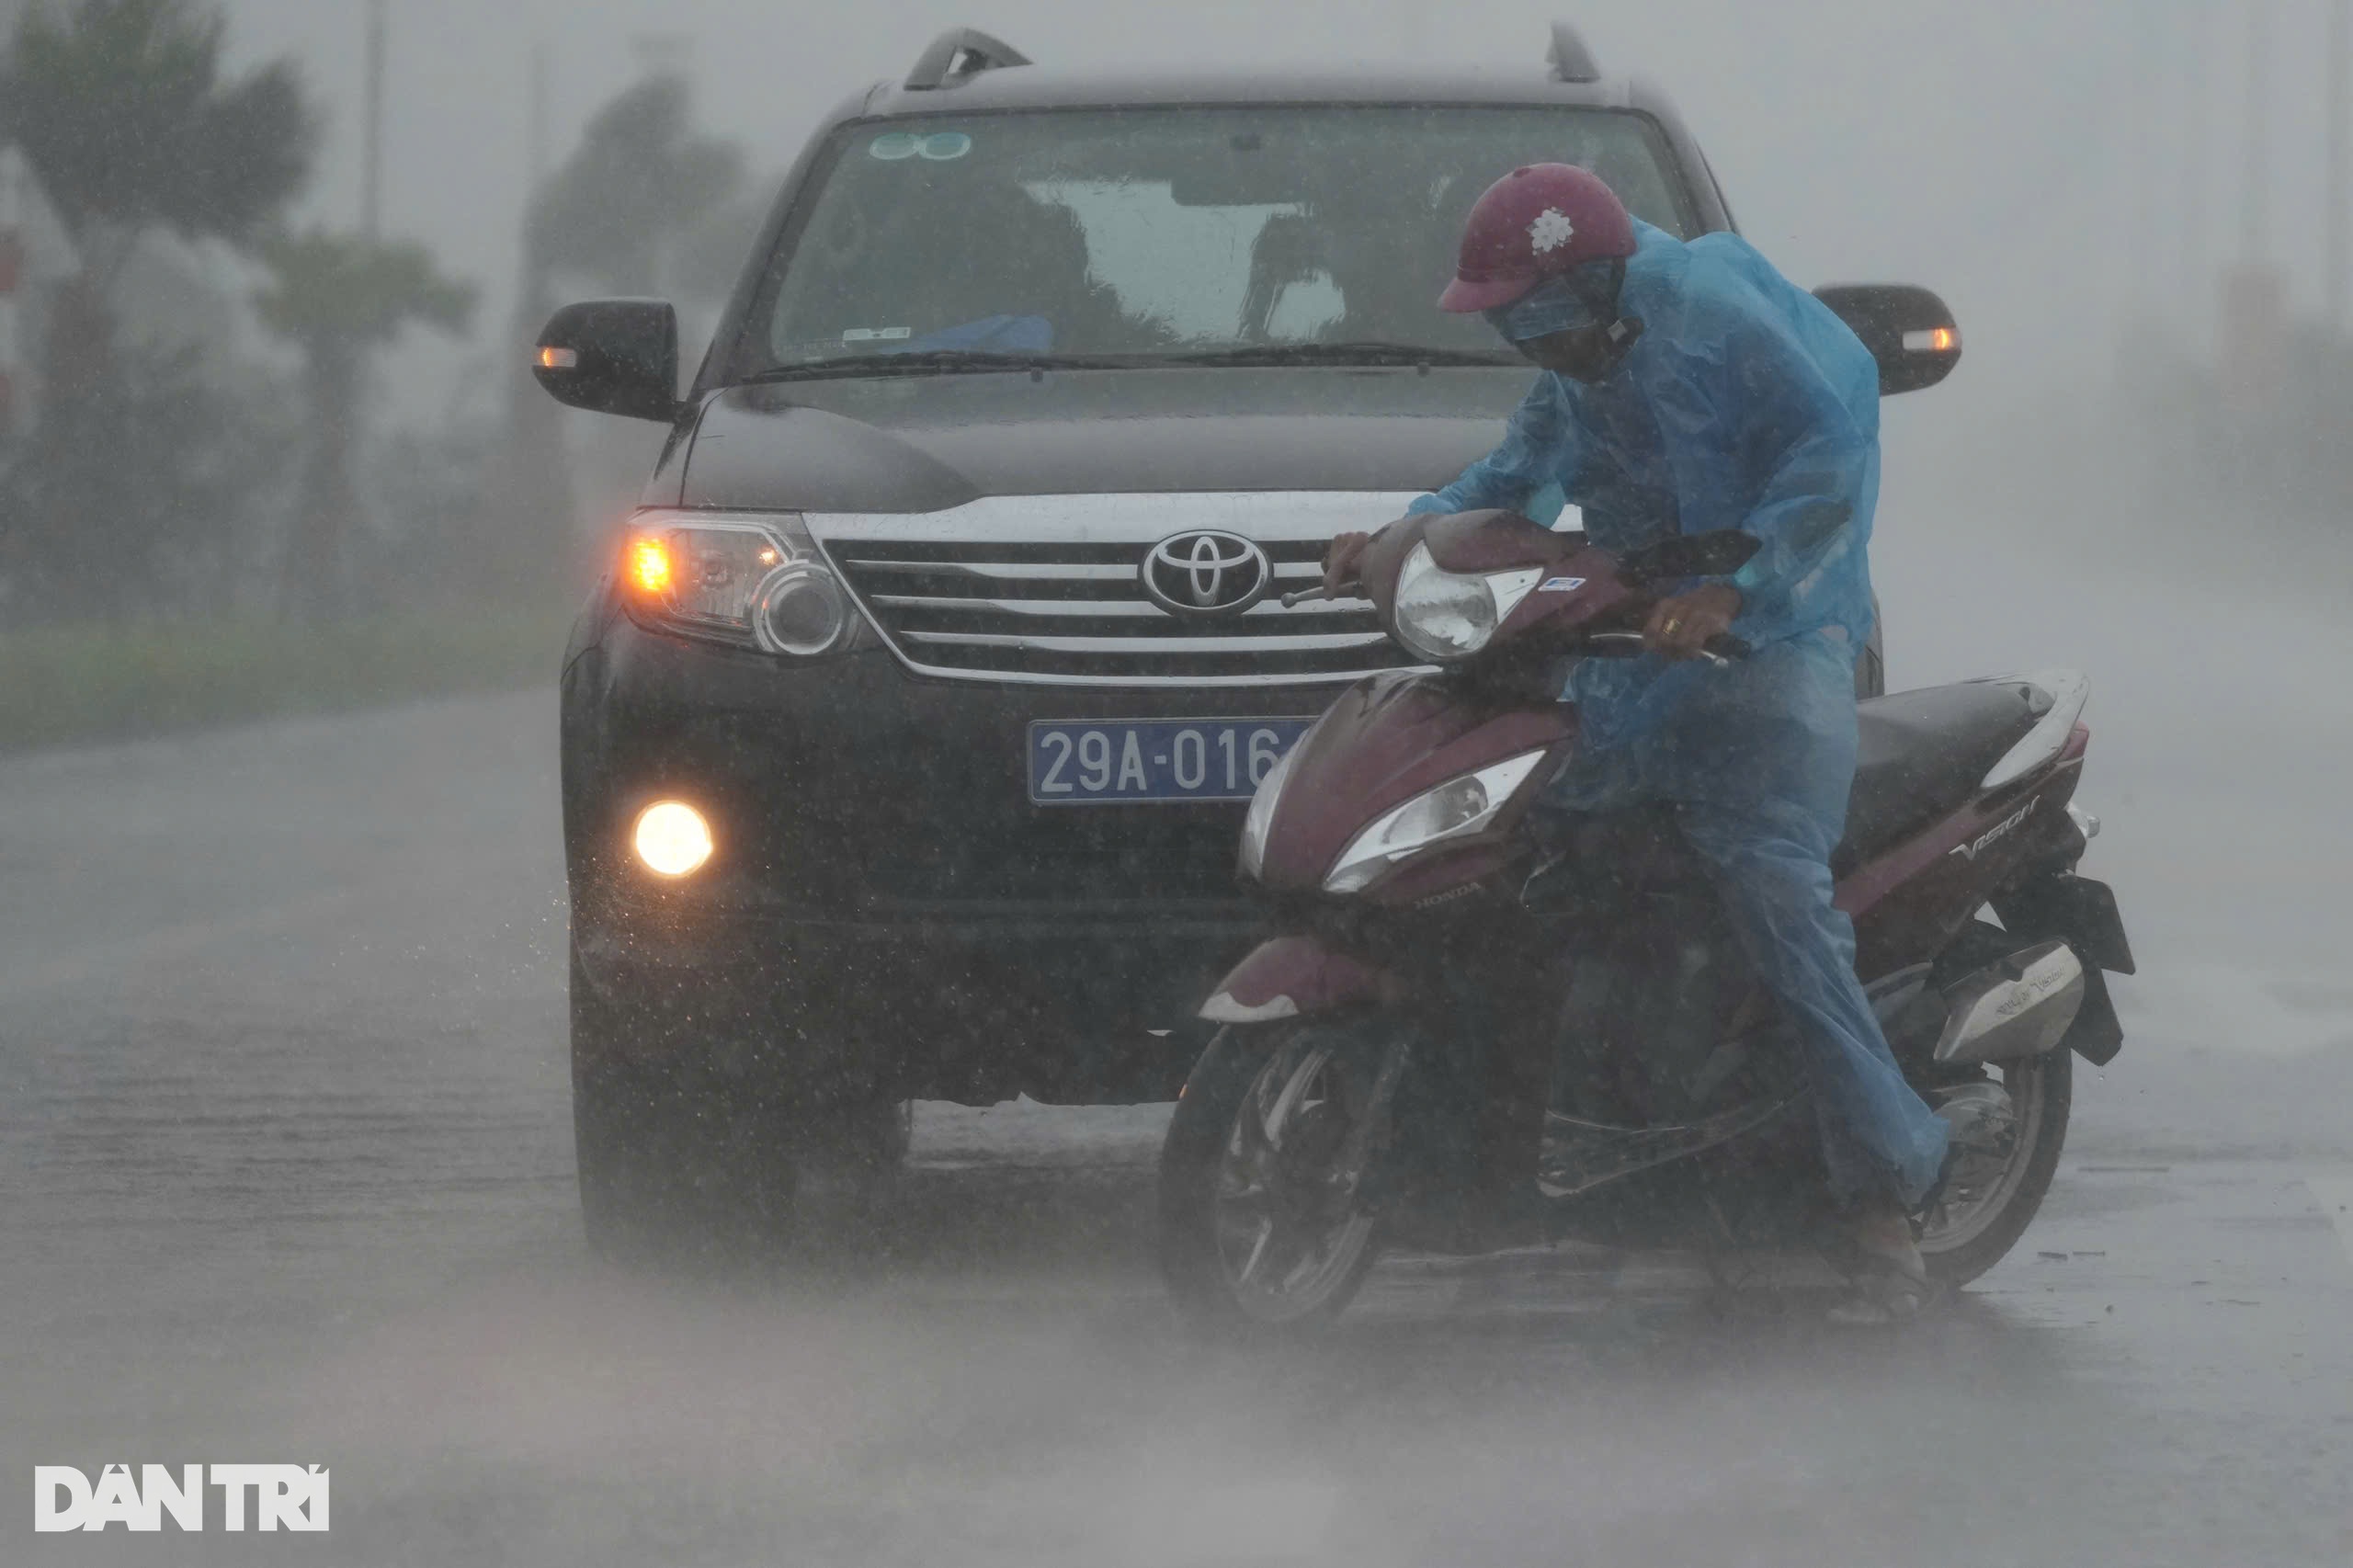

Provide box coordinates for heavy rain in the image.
[3,2,2349,1563]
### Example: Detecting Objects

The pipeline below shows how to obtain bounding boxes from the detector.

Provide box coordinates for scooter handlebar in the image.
[1585,631,1752,668]
[1279,595,1752,666]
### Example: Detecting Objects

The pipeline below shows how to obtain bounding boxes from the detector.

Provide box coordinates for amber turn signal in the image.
[627,537,672,598]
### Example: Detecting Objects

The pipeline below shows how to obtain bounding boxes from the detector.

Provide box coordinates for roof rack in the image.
[1546,21,1602,84]
[904,27,1031,91]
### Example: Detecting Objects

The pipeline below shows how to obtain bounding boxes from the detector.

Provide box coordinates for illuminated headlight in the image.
[619,510,871,656]
[633,800,714,878]
[1391,543,1546,664]
[1238,743,1302,881]
[1324,749,1552,894]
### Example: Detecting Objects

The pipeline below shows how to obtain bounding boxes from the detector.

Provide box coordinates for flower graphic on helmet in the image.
[1528,208,1577,255]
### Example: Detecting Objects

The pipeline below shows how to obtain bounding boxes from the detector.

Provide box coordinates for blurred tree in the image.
[0,0,315,619]
[530,72,747,301]
[0,0,313,388]
[0,0,310,264]
[485,70,760,600]
[254,231,473,620]
[0,336,292,620]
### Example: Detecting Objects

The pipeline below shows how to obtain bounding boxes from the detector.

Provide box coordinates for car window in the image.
[752,107,1694,371]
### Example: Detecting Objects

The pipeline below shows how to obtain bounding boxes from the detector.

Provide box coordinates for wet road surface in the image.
[5,658,2350,1564]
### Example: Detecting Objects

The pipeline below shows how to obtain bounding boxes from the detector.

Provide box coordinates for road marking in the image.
[2305,1171,2353,1267]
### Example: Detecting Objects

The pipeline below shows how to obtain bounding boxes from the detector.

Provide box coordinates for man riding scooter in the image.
[1324,165,1950,1323]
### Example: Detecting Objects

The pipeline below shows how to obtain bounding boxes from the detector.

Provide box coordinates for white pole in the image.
[2243,0,2267,259]
[362,0,386,237]
[2134,11,2155,314]
[0,149,21,435]
[2329,0,2348,328]
[2185,0,2208,339]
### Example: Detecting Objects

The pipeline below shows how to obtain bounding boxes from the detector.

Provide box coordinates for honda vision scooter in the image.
[1156,509,2134,1330]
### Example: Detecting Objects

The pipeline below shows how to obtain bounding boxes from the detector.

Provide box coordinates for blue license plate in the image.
[1028,718,1315,804]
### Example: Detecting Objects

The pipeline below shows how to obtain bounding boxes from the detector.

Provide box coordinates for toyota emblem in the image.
[1140,531,1272,618]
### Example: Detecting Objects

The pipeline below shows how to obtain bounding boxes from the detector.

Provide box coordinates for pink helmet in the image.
[1438,164,1637,313]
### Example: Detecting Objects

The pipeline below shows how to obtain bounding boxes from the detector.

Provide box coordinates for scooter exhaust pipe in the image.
[1932,939,2086,1064]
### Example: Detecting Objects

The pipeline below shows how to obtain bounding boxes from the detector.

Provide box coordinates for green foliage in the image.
[0,603,574,750]
[254,230,477,351]
[0,0,314,260]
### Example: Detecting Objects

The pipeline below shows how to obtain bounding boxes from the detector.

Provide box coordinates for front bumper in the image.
[571,892,1256,1102]
[561,609,1351,1100]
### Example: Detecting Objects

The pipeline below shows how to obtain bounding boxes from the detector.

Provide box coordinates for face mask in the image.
[1481,277,1599,344]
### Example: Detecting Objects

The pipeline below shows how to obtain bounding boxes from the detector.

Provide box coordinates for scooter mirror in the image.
[1620,529,1760,583]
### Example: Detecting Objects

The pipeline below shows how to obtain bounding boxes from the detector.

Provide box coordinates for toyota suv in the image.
[535,23,1961,1245]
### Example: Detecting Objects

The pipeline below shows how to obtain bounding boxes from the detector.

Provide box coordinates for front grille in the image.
[807,493,1427,687]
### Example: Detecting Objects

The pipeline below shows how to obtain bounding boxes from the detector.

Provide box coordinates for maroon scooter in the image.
[1156,508,2134,1330]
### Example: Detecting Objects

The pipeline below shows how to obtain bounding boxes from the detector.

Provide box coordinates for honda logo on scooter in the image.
[1141,531,1272,617]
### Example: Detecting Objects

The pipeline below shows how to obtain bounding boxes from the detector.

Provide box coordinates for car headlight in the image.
[619,510,873,656]
[1391,542,1546,664]
[1323,748,1552,894]
[1237,742,1302,881]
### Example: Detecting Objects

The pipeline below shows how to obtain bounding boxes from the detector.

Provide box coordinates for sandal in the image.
[1826,1202,1937,1326]
[1826,1249,1935,1325]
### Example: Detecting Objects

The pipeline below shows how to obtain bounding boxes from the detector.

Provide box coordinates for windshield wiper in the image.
[738,350,1138,384]
[737,342,1519,384]
[1157,342,1521,369]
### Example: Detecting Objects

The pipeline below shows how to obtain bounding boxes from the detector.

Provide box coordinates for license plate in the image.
[1028,718,1314,805]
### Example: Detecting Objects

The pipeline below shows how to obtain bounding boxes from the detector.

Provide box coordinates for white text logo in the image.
[34,1464,329,1532]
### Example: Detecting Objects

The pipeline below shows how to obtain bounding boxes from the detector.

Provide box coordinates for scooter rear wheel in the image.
[1158,1021,1393,1333]
[1917,1047,2073,1287]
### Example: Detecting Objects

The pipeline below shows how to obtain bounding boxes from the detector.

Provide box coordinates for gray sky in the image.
[207,0,2347,426]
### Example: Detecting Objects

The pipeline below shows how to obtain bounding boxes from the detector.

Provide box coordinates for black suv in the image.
[537,24,1956,1243]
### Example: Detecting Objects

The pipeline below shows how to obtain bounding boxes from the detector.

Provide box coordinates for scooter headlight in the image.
[1324,748,1552,894]
[1392,542,1493,661]
[1390,543,1548,664]
[1238,743,1301,881]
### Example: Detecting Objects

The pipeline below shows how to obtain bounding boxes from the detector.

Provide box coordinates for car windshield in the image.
[746,106,1695,377]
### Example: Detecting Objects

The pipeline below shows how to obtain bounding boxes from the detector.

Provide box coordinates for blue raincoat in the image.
[1412,222,1949,1207]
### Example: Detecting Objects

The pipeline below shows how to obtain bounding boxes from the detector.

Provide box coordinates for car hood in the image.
[666,367,1530,513]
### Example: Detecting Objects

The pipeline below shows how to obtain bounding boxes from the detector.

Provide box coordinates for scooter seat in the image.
[1834,681,2051,875]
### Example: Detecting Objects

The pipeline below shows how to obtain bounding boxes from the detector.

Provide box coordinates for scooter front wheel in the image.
[1157,1020,1398,1334]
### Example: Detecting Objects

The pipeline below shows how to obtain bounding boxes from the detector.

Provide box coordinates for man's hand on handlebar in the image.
[1323,531,1373,596]
[1643,584,1742,661]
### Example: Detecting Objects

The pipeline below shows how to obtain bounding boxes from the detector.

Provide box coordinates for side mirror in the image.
[1620,528,1760,583]
[532,300,681,422]
[1813,284,1961,396]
